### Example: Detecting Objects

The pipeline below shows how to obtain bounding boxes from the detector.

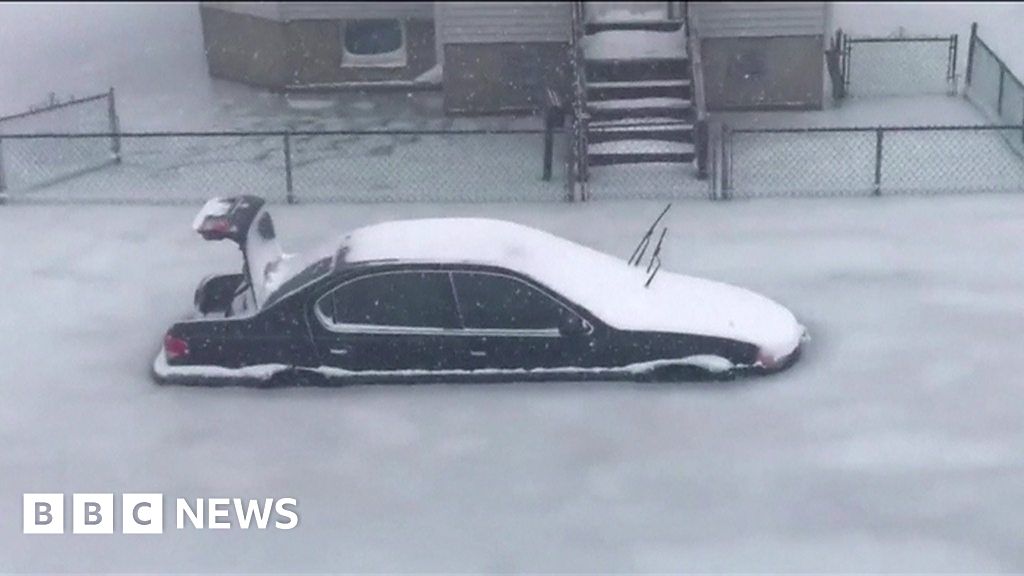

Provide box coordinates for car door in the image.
[449,270,595,371]
[310,269,470,373]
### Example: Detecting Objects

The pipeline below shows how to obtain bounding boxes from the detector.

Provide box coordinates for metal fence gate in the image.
[837,33,959,97]
[0,89,120,195]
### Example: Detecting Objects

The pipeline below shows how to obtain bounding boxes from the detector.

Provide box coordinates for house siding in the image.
[436,2,571,44]
[690,2,827,38]
[437,2,571,113]
[202,2,282,20]
[199,3,438,89]
[280,2,434,21]
[201,2,433,22]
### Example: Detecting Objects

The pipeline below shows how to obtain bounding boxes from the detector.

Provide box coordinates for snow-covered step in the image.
[588,79,691,101]
[586,57,689,83]
[588,79,690,89]
[589,140,694,155]
[588,123,694,144]
[589,116,690,128]
[589,97,691,110]
[585,20,685,34]
[588,97,694,121]
[582,28,688,61]
[589,151,696,167]
[591,122,692,132]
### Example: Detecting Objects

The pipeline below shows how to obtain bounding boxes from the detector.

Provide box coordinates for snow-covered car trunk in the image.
[191,195,284,316]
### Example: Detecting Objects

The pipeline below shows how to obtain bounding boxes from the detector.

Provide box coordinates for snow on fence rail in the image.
[720,124,1024,198]
[0,129,573,205]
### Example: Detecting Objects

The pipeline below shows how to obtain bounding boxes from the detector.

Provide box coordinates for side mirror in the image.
[558,314,592,337]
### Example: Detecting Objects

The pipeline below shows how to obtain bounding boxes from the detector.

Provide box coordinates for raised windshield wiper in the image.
[628,203,671,267]
[645,227,667,289]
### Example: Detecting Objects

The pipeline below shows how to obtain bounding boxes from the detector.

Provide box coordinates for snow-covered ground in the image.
[0,3,537,133]
[3,197,1024,572]
[3,3,1024,572]
[834,2,1024,80]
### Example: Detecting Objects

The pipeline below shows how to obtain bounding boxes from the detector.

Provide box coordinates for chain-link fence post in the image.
[965,22,977,87]
[107,87,121,163]
[874,128,884,196]
[720,124,732,199]
[997,65,1006,116]
[948,34,959,95]
[709,122,720,200]
[283,131,295,204]
[696,119,709,181]
[0,136,7,202]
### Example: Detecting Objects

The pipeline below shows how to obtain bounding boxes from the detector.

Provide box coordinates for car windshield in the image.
[262,256,333,309]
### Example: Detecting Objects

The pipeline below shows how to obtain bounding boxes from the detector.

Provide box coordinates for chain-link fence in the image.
[721,124,1024,198]
[0,129,569,205]
[838,34,958,97]
[0,90,120,193]
[964,27,1024,159]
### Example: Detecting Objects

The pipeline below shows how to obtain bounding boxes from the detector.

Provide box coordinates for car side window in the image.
[451,272,566,330]
[318,271,460,329]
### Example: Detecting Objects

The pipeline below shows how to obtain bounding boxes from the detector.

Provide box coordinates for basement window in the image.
[342,19,407,68]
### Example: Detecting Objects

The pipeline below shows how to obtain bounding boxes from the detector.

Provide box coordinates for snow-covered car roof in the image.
[339,218,803,358]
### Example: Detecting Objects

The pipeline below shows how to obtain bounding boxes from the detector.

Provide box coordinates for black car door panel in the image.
[309,270,472,372]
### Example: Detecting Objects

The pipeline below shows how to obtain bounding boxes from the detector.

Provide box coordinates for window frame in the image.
[448,270,590,338]
[314,270,461,334]
[340,18,408,69]
[313,268,590,338]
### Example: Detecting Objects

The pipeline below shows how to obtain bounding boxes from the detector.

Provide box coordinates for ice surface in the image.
[3,197,1024,572]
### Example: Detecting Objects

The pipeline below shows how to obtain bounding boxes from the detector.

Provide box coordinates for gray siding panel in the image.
[691,2,827,38]
[281,2,434,21]
[437,2,571,44]
[202,2,282,20]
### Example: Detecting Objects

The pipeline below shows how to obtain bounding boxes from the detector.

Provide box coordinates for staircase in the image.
[580,11,696,169]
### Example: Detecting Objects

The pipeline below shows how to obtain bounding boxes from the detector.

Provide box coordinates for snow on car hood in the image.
[342,218,804,359]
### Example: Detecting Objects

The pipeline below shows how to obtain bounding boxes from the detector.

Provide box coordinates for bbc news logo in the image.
[23,494,299,534]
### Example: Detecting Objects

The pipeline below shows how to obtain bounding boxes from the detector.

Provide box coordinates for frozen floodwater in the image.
[2,196,1024,572]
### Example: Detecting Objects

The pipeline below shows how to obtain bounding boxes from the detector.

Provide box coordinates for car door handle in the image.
[329,347,350,356]
[469,350,487,357]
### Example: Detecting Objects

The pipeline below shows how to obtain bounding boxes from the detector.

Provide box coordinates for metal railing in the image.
[684,2,709,180]
[568,0,590,202]
[720,124,1024,198]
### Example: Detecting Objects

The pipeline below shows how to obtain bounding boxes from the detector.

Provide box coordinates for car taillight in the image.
[164,334,190,360]
[197,216,234,240]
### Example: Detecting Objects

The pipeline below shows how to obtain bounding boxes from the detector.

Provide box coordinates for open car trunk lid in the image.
[193,196,284,309]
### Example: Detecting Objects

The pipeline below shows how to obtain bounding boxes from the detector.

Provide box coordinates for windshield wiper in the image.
[645,227,667,288]
[628,203,671,267]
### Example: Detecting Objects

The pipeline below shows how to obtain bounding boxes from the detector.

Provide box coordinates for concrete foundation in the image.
[443,43,570,115]
[701,35,825,111]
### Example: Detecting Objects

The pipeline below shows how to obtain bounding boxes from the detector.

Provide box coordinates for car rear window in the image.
[262,257,333,308]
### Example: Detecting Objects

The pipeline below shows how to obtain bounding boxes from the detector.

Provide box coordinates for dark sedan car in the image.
[154,196,804,386]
